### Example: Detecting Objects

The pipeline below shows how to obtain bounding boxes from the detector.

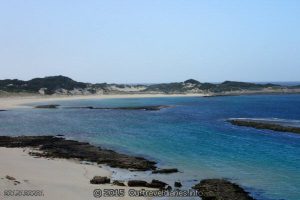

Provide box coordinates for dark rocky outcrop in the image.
[192,179,255,200]
[14,180,21,185]
[127,180,148,187]
[6,175,16,181]
[147,179,168,189]
[166,186,172,191]
[0,136,156,171]
[112,180,126,186]
[65,106,94,109]
[152,168,178,174]
[174,181,182,187]
[64,105,170,111]
[228,119,300,134]
[111,105,170,111]
[90,176,110,184]
[35,104,60,109]
[127,179,168,189]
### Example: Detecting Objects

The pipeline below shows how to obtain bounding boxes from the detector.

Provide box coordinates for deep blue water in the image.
[1,95,300,200]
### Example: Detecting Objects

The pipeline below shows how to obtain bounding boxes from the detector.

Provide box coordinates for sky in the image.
[0,0,299,83]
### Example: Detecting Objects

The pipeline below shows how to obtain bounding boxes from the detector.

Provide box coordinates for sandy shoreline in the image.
[0,93,201,200]
[0,147,151,200]
[0,93,206,110]
[0,94,189,200]
[0,94,262,200]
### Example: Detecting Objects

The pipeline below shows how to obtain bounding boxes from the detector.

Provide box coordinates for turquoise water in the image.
[1,95,300,200]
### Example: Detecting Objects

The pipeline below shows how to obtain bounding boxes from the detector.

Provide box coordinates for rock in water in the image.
[152,168,178,174]
[35,104,60,109]
[174,181,182,187]
[90,176,110,184]
[228,119,300,134]
[192,179,255,200]
[65,105,170,111]
[113,105,170,111]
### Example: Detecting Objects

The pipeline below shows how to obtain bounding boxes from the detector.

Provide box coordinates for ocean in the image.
[0,94,300,200]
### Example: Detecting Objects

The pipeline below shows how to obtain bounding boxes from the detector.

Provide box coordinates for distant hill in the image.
[0,76,87,94]
[0,75,299,96]
[144,80,284,94]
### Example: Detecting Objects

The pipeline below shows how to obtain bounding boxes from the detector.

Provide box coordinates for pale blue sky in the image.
[0,0,299,83]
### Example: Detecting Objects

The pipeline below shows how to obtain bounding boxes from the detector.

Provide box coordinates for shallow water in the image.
[0,94,300,200]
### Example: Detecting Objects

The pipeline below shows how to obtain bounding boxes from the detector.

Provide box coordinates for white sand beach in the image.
[0,147,151,200]
[0,93,206,110]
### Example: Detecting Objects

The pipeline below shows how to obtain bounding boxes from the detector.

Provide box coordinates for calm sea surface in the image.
[1,94,300,200]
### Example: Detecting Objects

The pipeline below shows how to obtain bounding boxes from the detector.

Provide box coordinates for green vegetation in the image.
[144,80,281,93]
[0,75,297,95]
[183,79,201,85]
[28,76,87,94]
[207,81,279,93]
[144,82,187,93]
[0,76,87,94]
